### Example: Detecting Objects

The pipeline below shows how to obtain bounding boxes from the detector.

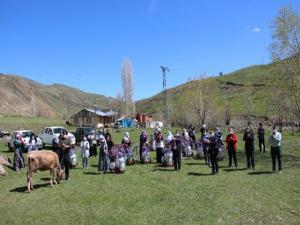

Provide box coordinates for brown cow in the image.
[27,150,64,192]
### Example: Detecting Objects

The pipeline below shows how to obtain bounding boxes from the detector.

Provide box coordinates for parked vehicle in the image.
[0,129,10,138]
[7,130,43,151]
[74,126,105,144]
[38,127,75,147]
[74,126,96,144]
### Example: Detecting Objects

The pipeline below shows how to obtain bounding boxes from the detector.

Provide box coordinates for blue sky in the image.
[0,0,299,100]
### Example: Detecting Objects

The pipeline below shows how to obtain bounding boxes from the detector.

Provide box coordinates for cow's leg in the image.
[54,172,58,185]
[53,168,58,185]
[27,171,33,192]
[50,170,54,188]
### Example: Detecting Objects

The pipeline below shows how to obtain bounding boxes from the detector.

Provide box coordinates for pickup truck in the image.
[38,127,76,147]
[6,130,43,151]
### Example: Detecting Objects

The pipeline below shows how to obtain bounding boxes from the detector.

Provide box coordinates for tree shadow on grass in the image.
[10,183,50,193]
[187,172,211,176]
[223,168,248,172]
[248,171,273,175]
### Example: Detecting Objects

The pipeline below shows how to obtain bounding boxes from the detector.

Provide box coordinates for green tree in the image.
[269,5,300,118]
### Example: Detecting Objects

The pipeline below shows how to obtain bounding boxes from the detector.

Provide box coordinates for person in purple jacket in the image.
[139,130,148,161]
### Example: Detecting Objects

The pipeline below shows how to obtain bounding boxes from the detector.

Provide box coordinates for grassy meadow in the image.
[0,117,299,225]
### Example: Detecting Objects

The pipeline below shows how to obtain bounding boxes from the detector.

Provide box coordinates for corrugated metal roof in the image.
[85,108,116,117]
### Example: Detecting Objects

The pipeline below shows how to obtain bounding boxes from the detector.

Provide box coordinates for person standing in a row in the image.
[13,134,24,172]
[243,127,255,170]
[257,123,265,153]
[154,128,164,163]
[209,131,219,175]
[98,135,109,174]
[269,127,282,173]
[88,131,97,157]
[139,130,148,161]
[105,130,114,151]
[59,131,71,180]
[173,130,182,171]
[80,136,90,170]
[226,128,238,168]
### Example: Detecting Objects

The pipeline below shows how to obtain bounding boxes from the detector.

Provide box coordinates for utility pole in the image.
[161,65,170,127]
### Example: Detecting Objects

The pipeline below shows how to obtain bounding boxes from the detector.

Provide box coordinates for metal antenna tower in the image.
[161,65,170,127]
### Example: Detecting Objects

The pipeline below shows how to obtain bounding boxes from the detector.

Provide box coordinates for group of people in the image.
[13,133,39,172]
[13,123,283,179]
[241,123,282,173]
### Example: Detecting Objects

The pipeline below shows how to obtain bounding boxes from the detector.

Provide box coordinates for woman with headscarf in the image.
[201,128,211,166]
[139,130,148,162]
[80,136,90,170]
[98,135,109,174]
[122,132,132,148]
[162,131,174,167]
[182,130,192,157]
[13,133,24,172]
[173,130,182,171]
[154,128,164,163]
[28,133,38,152]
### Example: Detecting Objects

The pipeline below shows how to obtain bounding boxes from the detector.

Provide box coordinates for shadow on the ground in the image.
[83,171,100,175]
[187,172,211,176]
[152,168,174,172]
[223,168,248,172]
[185,162,206,166]
[40,177,50,181]
[91,165,99,168]
[10,183,50,193]
[248,171,273,175]
[0,150,12,153]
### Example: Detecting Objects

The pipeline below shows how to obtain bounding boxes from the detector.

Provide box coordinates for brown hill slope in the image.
[0,74,114,119]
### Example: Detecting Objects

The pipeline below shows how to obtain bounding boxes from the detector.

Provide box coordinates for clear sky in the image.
[1,0,299,100]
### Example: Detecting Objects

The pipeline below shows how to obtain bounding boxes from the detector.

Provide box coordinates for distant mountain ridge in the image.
[0,73,114,119]
[0,62,280,122]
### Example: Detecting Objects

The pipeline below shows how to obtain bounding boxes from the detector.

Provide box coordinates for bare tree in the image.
[173,75,214,127]
[112,92,125,119]
[121,58,135,117]
[269,5,300,118]
[185,75,216,128]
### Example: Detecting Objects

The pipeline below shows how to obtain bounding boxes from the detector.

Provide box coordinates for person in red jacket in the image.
[226,128,238,167]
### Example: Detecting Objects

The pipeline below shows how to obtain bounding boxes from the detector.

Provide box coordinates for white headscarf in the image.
[166,131,174,143]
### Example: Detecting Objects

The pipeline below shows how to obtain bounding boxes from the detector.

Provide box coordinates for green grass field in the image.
[0,118,299,225]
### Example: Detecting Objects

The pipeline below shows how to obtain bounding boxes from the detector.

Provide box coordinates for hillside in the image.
[136,63,280,123]
[0,74,114,119]
[0,62,281,122]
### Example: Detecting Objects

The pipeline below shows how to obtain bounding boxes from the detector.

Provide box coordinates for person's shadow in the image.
[187,172,211,176]
[223,168,248,172]
[248,171,273,175]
